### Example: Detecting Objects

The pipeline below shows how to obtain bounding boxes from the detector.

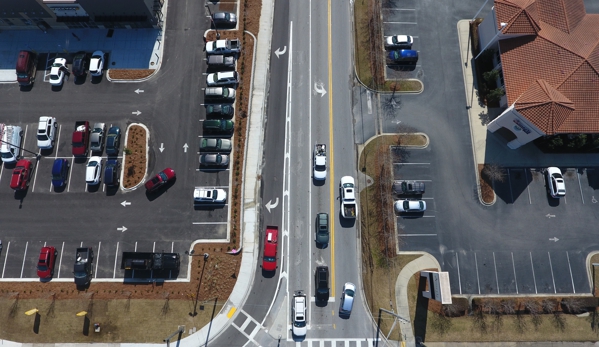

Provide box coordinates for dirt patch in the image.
[107,69,155,80]
[478,164,495,204]
[123,124,147,189]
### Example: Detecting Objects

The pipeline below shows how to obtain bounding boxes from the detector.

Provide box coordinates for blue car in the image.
[105,126,121,156]
[104,159,120,187]
[51,158,70,188]
[388,49,418,63]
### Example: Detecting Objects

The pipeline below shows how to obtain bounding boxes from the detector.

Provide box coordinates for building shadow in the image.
[413,275,429,343]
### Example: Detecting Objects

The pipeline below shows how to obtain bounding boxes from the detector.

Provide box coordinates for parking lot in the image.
[381,0,422,79]
[393,146,597,294]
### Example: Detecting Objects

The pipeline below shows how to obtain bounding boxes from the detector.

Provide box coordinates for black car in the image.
[203,119,234,135]
[104,159,120,187]
[72,52,88,77]
[105,126,121,156]
[315,266,330,302]
[212,12,237,27]
[206,104,234,119]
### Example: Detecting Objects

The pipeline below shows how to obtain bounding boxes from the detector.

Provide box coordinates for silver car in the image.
[339,282,356,317]
[200,153,230,167]
[89,122,106,153]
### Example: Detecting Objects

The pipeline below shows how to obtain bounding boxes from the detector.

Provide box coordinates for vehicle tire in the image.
[19,131,23,136]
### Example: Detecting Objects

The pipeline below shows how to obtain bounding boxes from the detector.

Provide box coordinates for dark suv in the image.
[104,159,120,187]
[203,119,234,135]
[72,52,88,77]
[315,266,330,302]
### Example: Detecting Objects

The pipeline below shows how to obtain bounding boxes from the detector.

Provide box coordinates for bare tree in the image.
[482,163,506,183]
[542,299,557,314]
[561,298,584,314]
[501,299,516,315]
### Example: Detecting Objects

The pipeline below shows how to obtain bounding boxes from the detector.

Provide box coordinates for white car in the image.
[206,71,239,86]
[384,35,413,49]
[394,199,426,213]
[49,58,67,86]
[85,156,103,185]
[292,292,307,337]
[546,167,566,198]
[313,151,327,180]
[193,187,227,204]
[89,51,105,77]
[37,116,57,149]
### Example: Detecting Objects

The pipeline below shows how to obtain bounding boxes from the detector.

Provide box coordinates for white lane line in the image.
[20,241,29,278]
[382,8,416,11]
[192,222,229,225]
[577,170,584,204]
[80,241,83,247]
[55,124,62,154]
[548,252,557,294]
[95,242,101,279]
[456,253,462,295]
[475,252,481,294]
[57,242,65,278]
[2,241,10,278]
[113,242,119,279]
[134,241,137,252]
[511,252,518,294]
[171,242,174,253]
[493,252,499,294]
[401,234,437,236]
[566,251,575,293]
[0,162,3,185]
[152,242,156,253]
[32,155,41,192]
[383,21,417,24]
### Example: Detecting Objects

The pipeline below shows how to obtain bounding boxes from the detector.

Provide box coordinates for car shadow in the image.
[261,268,276,278]
[53,185,67,193]
[314,242,328,250]
[73,156,88,164]
[292,334,306,342]
[314,299,328,308]
[14,190,28,200]
[199,166,228,172]
[105,186,119,196]
[387,63,417,72]
[19,85,34,92]
[145,178,177,201]
[74,74,87,85]
[193,203,227,210]
[546,193,562,207]
[397,212,425,219]
[86,184,101,193]
[39,277,53,283]
[39,148,55,156]
[76,283,91,291]
[338,212,356,228]
[90,75,103,84]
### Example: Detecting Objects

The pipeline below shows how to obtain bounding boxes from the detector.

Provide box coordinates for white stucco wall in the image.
[487,105,545,149]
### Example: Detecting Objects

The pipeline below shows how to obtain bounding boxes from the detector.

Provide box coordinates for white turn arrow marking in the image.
[132,110,142,116]
[314,82,327,97]
[545,213,556,218]
[274,46,287,58]
[159,143,165,153]
[549,237,559,242]
[117,226,128,232]
[183,143,189,153]
[134,89,144,94]
[265,197,279,213]
[121,201,131,207]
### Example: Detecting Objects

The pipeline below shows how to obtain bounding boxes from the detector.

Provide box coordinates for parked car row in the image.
[393,179,427,214]
[17,50,106,88]
[384,34,418,65]
[35,245,94,287]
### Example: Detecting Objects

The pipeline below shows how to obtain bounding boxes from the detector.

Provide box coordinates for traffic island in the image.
[122,123,148,189]
[107,69,155,81]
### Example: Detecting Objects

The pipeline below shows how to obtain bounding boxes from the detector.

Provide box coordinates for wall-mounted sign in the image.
[513,118,531,134]
[46,4,88,17]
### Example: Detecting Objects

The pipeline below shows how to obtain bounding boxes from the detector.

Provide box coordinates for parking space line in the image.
[2,241,10,278]
[393,162,430,165]
[456,253,462,295]
[113,242,119,279]
[58,242,64,278]
[171,242,174,253]
[134,242,138,252]
[492,252,499,294]
[548,252,557,294]
[152,242,156,252]
[32,156,41,192]
[474,252,481,294]
[526,169,532,204]
[20,241,28,278]
[95,242,101,279]
[192,222,229,224]
[67,157,75,192]
[507,169,514,203]
[577,171,585,204]
[566,251,575,293]
[511,252,518,294]
[382,8,416,11]
[0,164,3,184]
[402,234,437,236]
[530,252,538,293]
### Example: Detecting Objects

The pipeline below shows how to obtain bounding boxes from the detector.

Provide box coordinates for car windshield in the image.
[345,288,355,297]
[88,161,98,167]
[50,74,59,80]
[264,256,275,262]
[37,134,48,141]
[37,265,48,271]
[74,271,87,278]
[403,201,410,209]
[294,320,306,327]
[52,62,62,68]
[106,137,114,147]
[1,152,13,159]
[158,172,169,181]
[52,173,63,180]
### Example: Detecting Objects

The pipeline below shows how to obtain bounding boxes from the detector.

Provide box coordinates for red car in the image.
[10,159,32,190]
[145,168,176,192]
[262,226,278,271]
[37,246,57,279]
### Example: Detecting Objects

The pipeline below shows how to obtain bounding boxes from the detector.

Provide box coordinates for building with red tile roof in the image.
[483,0,599,149]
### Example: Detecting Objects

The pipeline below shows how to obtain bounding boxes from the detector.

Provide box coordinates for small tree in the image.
[487,88,505,103]
[482,163,506,182]
[483,70,500,85]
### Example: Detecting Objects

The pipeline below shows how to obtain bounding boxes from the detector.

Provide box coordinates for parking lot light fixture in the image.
[205,5,220,40]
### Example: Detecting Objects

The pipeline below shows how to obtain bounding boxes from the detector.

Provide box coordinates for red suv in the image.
[10,159,32,190]
[37,246,57,279]
[262,226,278,271]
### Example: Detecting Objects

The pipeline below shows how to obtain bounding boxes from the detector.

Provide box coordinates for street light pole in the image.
[205,5,220,40]
[374,308,409,347]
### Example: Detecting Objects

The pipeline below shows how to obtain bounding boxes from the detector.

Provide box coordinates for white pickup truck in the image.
[206,39,241,55]
[340,176,357,219]
[313,144,327,180]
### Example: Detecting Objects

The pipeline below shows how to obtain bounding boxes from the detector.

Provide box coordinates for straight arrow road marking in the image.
[183,143,189,152]
[159,143,165,152]
[117,226,127,232]
[134,89,144,94]
[132,110,141,116]
[121,201,131,207]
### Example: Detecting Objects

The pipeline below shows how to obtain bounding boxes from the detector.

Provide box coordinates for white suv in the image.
[206,71,239,86]
[37,116,57,149]
[292,292,307,337]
